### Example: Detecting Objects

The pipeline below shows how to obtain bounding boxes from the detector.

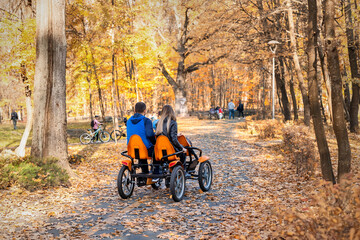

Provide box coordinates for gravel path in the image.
[15,119,259,239]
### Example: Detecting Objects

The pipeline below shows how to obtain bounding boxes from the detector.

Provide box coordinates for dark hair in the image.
[135,102,146,113]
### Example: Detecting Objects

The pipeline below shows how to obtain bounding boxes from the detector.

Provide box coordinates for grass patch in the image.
[0,152,69,191]
[0,120,113,149]
[0,123,31,149]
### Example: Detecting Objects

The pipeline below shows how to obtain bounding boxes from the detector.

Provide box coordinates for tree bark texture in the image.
[287,60,298,120]
[90,50,105,121]
[85,62,93,121]
[16,63,32,157]
[276,57,291,121]
[112,53,119,143]
[325,0,351,181]
[316,0,333,123]
[32,0,70,172]
[287,0,311,126]
[307,0,335,183]
[345,0,360,132]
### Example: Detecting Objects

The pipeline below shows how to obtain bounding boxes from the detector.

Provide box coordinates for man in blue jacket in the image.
[127,102,156,175]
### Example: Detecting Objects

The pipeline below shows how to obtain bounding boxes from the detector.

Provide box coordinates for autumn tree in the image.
[307,0,335,183]
[152,0,232,115]
[287,0,311,125]
[31,0,71,173]
[0,0,35,157]
[324,0,352,180]
[344,0,360,133]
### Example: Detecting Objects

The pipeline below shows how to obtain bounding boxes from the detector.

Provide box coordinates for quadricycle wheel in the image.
[198,161,213,192]
[170,165,185,202]
[117,166,135,199]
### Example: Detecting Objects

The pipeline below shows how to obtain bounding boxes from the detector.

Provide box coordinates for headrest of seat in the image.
[128,135,149,159]
[154,135,177,161]
[177,135,190,147]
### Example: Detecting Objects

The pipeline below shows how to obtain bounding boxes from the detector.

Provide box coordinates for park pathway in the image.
[20,119,264,239]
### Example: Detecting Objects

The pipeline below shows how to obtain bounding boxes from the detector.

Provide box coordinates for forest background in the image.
[0,0,360,238]
[0,0,359,177]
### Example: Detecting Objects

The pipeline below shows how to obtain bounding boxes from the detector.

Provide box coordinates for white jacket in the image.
[228,102,235,110]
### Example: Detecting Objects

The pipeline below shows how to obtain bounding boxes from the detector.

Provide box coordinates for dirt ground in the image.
[1,117,359,239]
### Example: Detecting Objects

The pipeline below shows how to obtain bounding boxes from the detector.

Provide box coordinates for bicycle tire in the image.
[80,133,91,145]
[99,131,111,143]
[111,130,123,141]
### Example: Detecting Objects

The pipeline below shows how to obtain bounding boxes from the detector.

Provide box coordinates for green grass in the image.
[0,123,30,149]
[0,121,110,150]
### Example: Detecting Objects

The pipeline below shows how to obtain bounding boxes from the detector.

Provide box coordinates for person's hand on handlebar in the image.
[182,148,187,153]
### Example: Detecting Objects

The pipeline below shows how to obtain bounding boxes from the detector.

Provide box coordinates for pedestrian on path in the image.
[228,100,235,119]
[237,101,244,118]
[11,110,18,129]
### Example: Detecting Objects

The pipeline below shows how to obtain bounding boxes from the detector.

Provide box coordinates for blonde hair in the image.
[155,105,176,135]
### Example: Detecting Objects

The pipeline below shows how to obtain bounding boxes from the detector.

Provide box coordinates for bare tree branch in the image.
[158,58,179,88]
[186,52,228,73]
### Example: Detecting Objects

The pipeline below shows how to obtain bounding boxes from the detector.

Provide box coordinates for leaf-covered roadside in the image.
[0,118,359,239]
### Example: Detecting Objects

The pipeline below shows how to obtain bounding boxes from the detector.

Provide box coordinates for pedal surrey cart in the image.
[117,134,213,202]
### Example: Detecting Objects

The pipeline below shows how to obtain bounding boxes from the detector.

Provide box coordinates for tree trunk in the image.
[325,0,352,181]
[85,63,93,121]
[158,59,188,116]
[16,63,32,157]
[287,0,311,126]
[317,0,333,123]
[32,0,71,173]
[344,82,351,120]
[112,53,119,143]
[115,61,122,117]
[344,0,360,132]
[287,60,298,120]
[276,57,291,121]
[307,0,335,183]
[210,66,216,107]
[350,83,360,132]
[90,50,105,121]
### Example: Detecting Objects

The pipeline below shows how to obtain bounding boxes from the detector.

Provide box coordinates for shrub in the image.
[0,153,69,191]
[282,125,316,175]
[278,175,360,239]
[256,120,283,139]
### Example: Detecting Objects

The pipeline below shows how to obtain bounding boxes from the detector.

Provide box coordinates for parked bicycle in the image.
[110,125,126,141]
[79,125,111,144]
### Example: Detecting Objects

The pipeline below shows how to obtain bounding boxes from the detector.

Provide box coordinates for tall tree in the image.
[156,2,231,115]
[31,0,71,173]
[344,0,360,133]
[111,0,119,143]
[324,0,351,180]
[287,0,311,125]
[276,57,291,121]
[307,0,335,183]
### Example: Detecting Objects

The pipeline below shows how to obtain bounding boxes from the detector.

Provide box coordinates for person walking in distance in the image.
[237,100,244,118]
[11,110,18,130]
[228,100,235,119]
